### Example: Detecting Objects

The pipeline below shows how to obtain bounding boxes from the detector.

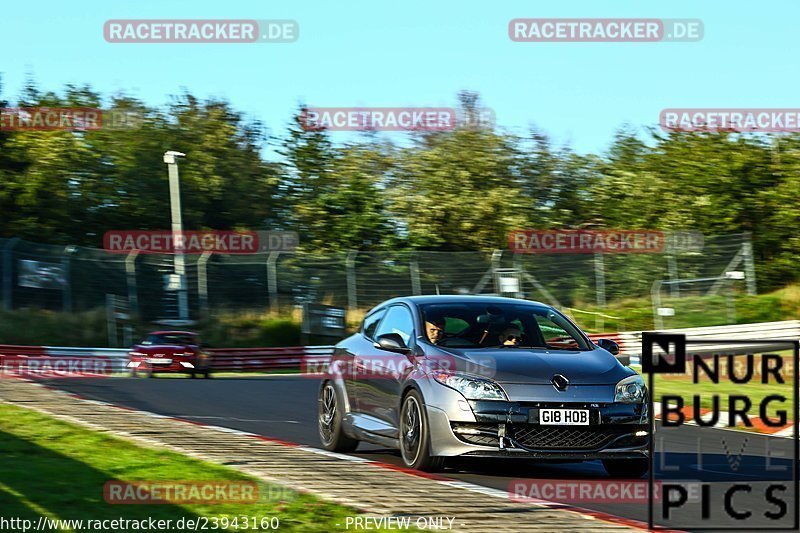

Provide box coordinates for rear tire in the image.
[602,458,649,478]
[318,381,358,452]
[399,390,445,472]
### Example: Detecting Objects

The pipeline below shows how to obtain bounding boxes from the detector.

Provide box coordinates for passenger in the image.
[499,326,523,347]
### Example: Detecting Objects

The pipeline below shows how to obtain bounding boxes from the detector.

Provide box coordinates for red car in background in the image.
[128,331,212,378]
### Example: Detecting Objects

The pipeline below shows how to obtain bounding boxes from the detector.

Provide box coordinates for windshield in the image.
[141,334,196,346]
[419,302,591,351]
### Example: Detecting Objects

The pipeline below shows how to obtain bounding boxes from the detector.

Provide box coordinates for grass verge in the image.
[0,404,377,531]
[570,283,800,333]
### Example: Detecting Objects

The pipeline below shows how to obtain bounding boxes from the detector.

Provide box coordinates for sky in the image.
[1,0,797,156]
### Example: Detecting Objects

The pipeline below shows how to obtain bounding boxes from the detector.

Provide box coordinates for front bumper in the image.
[128,359,207,373]
[427,399,649,459]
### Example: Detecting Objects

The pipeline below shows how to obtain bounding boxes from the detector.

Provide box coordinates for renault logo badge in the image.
[551,374,569,391]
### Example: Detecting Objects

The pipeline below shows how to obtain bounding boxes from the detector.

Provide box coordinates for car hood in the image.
[435,346,631,385]
[133,344,197,353]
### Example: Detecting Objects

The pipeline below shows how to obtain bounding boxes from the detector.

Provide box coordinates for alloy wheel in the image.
[319,383,337,446]
[400,395,422,465]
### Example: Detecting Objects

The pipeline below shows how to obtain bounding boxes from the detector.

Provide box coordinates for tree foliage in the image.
[0,81,798,290]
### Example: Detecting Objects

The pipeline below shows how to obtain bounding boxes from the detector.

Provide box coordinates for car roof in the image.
[148,331,198,336]
[367,295,550,313]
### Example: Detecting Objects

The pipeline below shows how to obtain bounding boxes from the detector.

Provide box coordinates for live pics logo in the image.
[643,333,799,530]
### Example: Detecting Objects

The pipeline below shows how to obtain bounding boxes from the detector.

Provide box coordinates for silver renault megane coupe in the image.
[318,295,649,476]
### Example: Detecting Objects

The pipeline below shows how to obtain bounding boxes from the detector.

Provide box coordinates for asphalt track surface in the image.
[44,376,797,529]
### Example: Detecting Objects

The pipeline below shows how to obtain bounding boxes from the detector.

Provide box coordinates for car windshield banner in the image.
[643,333,799,530]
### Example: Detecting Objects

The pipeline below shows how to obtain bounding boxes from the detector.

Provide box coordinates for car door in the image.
[355,304,416,430]
[345,307,386,412]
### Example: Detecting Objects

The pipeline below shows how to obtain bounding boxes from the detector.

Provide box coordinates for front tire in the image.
[602,458,649,478]
[399,390,445,472]
[318,382,358,452]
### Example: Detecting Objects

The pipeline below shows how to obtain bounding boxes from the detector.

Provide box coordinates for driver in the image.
[499,326,523,347]
[425,316,446,344]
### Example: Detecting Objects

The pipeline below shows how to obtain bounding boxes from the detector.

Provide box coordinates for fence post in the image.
[106,294,117,347]
[125,250,139,316]
[62,245,76,313]
[346,251,358,313]
[742,234,757,295]
[491,249,502,273]
[267,252,280,315]
[3,238,19,311]
[594,252,606,331]
[474,250,504,294]
[651,280,664,330]
[198,251,212,318]
[667,253,679,298]
[410,254,421,295]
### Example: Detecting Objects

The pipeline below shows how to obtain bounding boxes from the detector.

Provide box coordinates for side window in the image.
[444,317,469,335]
[362,309,386,340]
[373,306,414,345]
[534,314,579,350]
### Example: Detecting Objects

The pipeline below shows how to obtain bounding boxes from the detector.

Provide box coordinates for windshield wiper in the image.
[494,345,549,349]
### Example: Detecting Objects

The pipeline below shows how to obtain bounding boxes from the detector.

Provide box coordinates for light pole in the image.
[163,150,188,323]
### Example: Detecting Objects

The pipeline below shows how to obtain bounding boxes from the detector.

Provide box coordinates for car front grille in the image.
[510,425,629,451]
[452,422,645,451]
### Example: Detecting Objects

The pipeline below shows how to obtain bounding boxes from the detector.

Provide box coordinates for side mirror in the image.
[375,333,411,354]
[596,338,630,365]
[596,338,620,355]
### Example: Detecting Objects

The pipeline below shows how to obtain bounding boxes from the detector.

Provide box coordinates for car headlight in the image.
[615,374,646,403]
[129,351,146,357]
[433,373,508,401]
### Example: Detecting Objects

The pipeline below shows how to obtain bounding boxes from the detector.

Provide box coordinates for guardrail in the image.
[623,320,800,360]
[0,345,333,374]
[208,346,334,372]
[0,320,797,375]
[0,345,48,357]
[46,347,131,372]
[0,346,130,373]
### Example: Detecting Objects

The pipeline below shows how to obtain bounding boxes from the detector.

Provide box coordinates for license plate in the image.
[539,409,590,425]
[145,358,172,364]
